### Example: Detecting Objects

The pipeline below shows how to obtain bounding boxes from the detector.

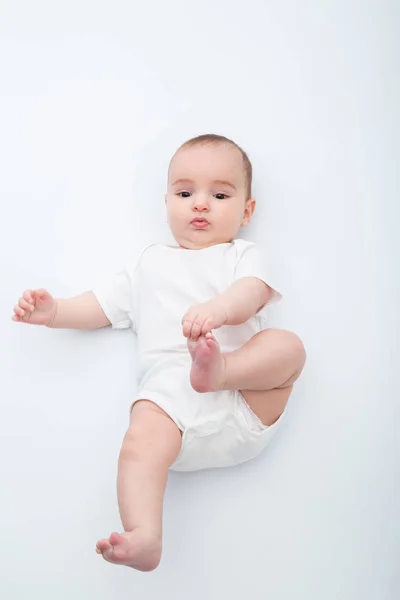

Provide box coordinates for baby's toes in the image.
[109,532,124,546]
[205,332,218,346]
[96,538,112,553]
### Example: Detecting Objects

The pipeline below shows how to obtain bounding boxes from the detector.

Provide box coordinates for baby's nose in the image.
[193,196,210,210]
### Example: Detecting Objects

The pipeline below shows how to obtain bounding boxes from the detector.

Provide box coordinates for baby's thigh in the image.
[124,400,182,466]
[241,387,291,427]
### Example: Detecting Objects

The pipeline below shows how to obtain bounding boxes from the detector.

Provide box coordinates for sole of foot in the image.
[188,333,224,393]
[96,529,162,572]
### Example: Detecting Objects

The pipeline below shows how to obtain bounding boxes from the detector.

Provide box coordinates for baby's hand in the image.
[182,299,228,340]
[12,288,57,326]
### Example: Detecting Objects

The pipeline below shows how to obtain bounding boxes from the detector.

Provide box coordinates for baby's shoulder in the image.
[118,243,158,273]
[231,238,257,251]
[131,242,175,267]
[231,238,259,259]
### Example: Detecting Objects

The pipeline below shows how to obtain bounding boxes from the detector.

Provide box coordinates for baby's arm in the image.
[183,243,280,340]
[218,277,271,326]
[47,292,111,329]
[182,277,272,339]
[12,288,110,329]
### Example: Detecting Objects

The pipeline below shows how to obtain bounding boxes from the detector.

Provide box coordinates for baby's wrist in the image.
[212,296,230,323]
[46,300,59,328]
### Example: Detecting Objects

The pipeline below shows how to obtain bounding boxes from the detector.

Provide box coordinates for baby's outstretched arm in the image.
[12,289,110,330]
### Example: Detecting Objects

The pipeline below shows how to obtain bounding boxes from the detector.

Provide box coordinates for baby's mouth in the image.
[191,217,210,228]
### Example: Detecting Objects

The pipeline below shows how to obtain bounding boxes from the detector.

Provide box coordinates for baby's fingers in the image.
[182,315,194,338]
[13,304,26,317]
[19,297,35,313]
[23,289,34,304]
[190,317,206,340]
[201,319,214,336]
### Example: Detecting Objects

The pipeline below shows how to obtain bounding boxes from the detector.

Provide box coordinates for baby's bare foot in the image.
[188,333,225,393]
[96,528,162,572]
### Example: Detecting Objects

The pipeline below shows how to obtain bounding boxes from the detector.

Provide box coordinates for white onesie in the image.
[92,239,286,471]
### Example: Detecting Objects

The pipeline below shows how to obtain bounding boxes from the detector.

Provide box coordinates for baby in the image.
[12,134,306,572]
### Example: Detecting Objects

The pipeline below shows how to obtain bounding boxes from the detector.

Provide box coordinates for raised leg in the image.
[96,400,182,571]
[189,329,306,426]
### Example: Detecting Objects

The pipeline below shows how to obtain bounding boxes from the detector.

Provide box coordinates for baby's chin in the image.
[172,229,237,250]
[175,236,234,250]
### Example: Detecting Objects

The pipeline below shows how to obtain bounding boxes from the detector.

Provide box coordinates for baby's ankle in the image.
[125,525,162,543]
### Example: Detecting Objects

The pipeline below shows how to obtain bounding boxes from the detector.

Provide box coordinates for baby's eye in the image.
[178,191,191,198]
[214,193,228,200]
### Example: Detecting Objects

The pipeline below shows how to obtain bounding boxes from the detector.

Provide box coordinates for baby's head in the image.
[166,134,255,249]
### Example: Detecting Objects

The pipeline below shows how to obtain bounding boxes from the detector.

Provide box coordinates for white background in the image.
[0,1,398,598]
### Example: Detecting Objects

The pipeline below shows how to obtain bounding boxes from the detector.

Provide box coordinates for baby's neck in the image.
[172,239,235,251]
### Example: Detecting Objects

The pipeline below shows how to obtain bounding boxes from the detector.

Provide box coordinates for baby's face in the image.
[166,144,255,249]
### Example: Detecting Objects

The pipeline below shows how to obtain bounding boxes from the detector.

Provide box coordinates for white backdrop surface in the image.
[0,2,398,599]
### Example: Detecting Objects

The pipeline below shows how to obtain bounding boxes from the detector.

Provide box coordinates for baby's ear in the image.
[164,193,168,205]
[242,197,256,226]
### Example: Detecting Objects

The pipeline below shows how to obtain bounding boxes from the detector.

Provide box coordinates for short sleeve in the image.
[234,241,282,307]
[91,266,134,330]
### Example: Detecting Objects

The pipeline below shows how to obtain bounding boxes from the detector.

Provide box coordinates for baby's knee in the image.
[121,403,182,465]
[276,330,306,385]
[286,330,306,367]
[120,426,151,462]
[268,328,306,371]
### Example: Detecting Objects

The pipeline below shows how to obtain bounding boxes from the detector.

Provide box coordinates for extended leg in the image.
[96,400,182,571]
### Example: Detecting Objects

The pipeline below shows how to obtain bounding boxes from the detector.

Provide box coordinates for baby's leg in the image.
[189,329,306,426]
[96,400,182,571]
